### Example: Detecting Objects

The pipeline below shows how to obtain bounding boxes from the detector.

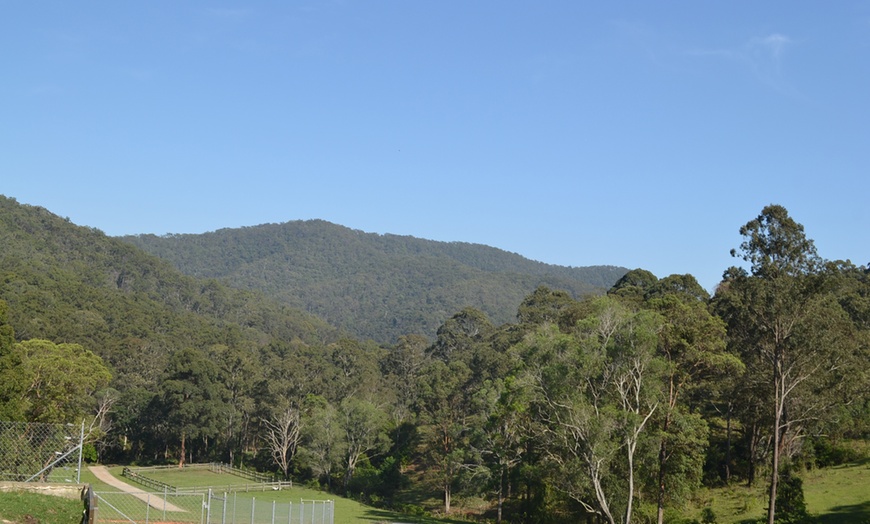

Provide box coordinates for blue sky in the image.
[3,2,869,291]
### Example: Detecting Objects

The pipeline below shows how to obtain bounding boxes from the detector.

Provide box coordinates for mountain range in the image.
[121,220,627,342]
[0,194,627,346]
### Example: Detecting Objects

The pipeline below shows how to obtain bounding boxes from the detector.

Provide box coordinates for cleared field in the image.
[685,459,870,523]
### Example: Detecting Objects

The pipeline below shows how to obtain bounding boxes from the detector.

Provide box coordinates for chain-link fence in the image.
[0,420,84,483]
[91,489,334,524]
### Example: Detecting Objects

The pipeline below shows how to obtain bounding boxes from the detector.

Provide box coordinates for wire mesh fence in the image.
[0,420,84,483]
[92,490,334,524]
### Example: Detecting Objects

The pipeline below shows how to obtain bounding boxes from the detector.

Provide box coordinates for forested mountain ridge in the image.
[0,195,340,387]
[122,220,627,342]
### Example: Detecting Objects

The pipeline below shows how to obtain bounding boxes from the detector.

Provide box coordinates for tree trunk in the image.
[179,432,186,468]
[768,362,784,524]
[625,440,636,524]
[748,421,758,487]
[444,481,451,514]
[497,469,504,524]
[725,408,732,484]
[656,438,667,524]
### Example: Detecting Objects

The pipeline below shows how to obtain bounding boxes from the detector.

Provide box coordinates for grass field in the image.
[3,459,868,523]
[81,465,468,524]
[684,459,870,523]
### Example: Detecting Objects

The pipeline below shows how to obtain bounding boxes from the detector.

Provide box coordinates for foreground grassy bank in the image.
[0,490,82,524]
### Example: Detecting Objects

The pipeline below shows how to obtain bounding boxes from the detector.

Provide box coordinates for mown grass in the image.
[0,490,82,524]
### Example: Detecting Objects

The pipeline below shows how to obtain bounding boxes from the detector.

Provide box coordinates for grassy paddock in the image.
[685,457,870,523]
[82,465,468,524]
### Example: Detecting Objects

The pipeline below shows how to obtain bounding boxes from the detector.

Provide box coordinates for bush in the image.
[775,467,809,524]
[810,437,864,468]
[701,507,717,524]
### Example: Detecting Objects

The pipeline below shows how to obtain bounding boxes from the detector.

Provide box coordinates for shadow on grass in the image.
[360,507,470,524]
[813,500,870,524]
[732,501,870,524]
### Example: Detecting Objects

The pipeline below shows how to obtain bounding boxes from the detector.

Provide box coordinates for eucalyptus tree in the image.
[415,357,475,515]
[157,347,228,466]
[608,268,659,306]
[516,286,577,326]
[212,342,260,464]
[339,396,391,490]
[720,205,858,524]
[471,374,531,524]
[644,279,739,524]
[5,339,112,423]
[299,395,345,489]
[383,334,429,425]
[520,296,663,524]
[264,404,302,480]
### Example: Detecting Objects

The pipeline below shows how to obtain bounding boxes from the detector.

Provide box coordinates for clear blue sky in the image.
[4,2,869,291]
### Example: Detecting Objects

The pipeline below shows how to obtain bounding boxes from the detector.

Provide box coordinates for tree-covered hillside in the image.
[0,195,339,389]
[122,220,627,343]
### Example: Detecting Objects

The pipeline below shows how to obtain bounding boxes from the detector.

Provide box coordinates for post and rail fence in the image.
[123,463,293,494]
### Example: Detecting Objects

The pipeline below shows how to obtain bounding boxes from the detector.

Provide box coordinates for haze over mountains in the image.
[122,220,627,343]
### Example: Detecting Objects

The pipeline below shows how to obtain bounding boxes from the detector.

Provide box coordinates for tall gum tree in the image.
[521,297,663,524]
[721,205,857,524]
[643,279,740,524]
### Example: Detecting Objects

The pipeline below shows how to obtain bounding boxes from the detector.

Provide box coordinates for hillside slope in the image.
[0,195,339,387]
[122,220,627,342]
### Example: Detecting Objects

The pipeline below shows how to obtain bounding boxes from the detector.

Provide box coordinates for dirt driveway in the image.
[89,466,187,513]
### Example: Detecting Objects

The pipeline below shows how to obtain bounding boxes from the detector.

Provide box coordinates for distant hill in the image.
[121,220,628,343]
[0,195,339,387]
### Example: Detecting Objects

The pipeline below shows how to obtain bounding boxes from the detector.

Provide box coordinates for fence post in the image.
[272,500,276,524]
[251,497,255,524]
[207,489,213,524]
[80,485,97,524]
[222,492,228,524]
[76,421,84,484]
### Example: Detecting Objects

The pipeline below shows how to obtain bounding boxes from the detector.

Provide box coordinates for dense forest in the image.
[1,195,869,524]
[121,221,626,343]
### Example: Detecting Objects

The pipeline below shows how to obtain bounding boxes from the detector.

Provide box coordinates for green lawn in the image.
[803,459,870,524]
[686,459,870,523]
